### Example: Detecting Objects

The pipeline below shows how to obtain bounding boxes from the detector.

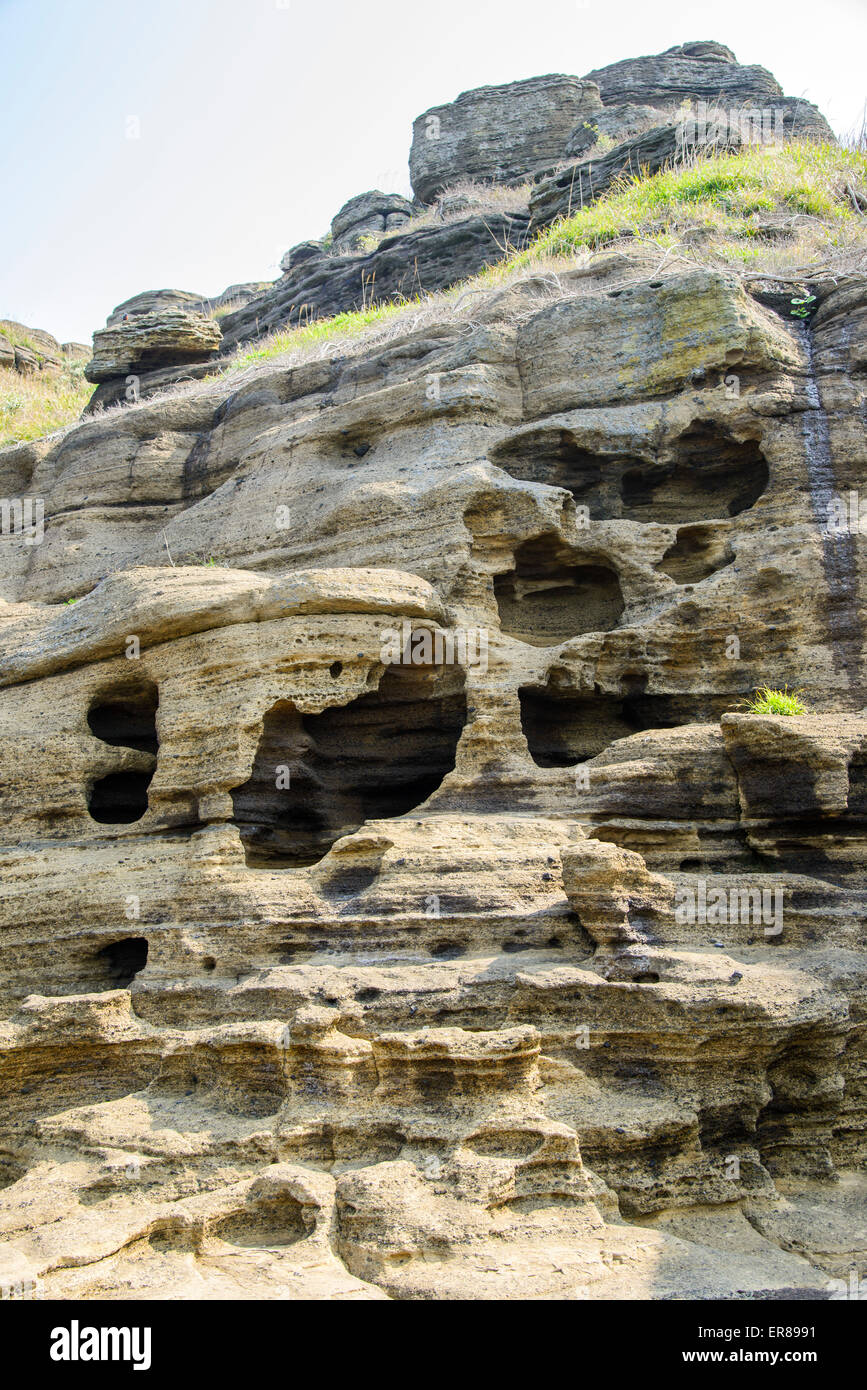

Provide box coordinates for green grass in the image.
[744,685,810,716]
[510,141,867,264]
[5,140,866,443]
[228,142,867,375]
[230,299,425,368]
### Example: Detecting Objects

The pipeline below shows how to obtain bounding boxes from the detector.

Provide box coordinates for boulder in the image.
[105,289,208,327]
[330,190,415,254]
[410,74,601,203]
[209,282,270,312]
[280,240,325,274]
[583,40,783,107]
[85,308,222,383]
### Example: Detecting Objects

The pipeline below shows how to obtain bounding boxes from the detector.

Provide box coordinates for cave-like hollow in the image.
[489,421,768,523]
[495,534,624,646]
[231,661,467,867]
[86,681,159,824]
[519,684,732,766]
[659,523,734,584]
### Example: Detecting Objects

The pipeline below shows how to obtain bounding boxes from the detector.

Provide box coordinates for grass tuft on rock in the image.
[744,685,810,716]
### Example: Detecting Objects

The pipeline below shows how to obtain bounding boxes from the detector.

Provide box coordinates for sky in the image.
[1,0,865,345]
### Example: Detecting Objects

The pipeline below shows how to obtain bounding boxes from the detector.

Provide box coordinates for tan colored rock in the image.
[85,308,222,383]
[1,225,865,1302]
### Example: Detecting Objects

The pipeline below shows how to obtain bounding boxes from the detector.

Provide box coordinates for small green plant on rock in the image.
[745,684,809,715]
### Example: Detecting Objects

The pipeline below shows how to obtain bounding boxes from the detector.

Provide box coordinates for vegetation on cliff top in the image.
[2,139,865,447]
[515,140,867,270]
[231,140,867,371]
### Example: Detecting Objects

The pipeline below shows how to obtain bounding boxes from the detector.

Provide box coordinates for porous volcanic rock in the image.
[0,38,864,1301]
[1,240,866,1299]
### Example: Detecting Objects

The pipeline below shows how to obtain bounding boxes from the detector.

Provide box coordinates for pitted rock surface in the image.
[1,43,865,1303]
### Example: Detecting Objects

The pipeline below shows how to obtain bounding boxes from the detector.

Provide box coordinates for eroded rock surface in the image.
[2,246,866,1299]
[1,44,864,1303]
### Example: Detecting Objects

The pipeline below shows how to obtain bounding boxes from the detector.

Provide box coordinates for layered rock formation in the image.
[1,236,866,1298]
[0,320,88,377]
[78,42,836,419]
[409,74,600,203]
[1,41,864,1302]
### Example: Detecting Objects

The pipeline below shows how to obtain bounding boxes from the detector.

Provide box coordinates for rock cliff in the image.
[1,42,865,1301]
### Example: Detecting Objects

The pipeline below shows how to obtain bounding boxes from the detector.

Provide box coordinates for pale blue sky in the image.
[1,0,865,344]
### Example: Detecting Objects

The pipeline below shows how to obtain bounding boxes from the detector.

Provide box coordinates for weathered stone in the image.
[410,74,601,203]
[61,342,91,361]
[330,190,415,253]
[218,212,529,348]
[565,102,667,158]
[528,123,735,228]
[0,320,63,374]
[85,308,222,383]
[583,41,783,107]
[0,42,864,1305]
[105,289,208,327]
[279,240,324,273]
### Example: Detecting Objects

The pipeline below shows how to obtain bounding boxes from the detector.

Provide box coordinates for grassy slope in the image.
[231,141,867,369]
[2,140,864,447]
[0,320,95,448]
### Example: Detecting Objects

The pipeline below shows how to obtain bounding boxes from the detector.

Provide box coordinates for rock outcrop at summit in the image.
[409,74,600,203]
[78,41,836,406]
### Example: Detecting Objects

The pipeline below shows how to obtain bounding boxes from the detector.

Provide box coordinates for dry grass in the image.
[4,140,865,452]
[0,361,95,450]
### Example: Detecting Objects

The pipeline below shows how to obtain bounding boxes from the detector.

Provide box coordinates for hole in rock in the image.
[489,430,610,501]
[659,524,734,584]
[495,535,624,646]
[210,1193,309,1247]
[847,754,867,818]
[519,686,729,766]
[231,662,466,867]
[320,863,380,899]
[620,423,768,522]
[489,423,768,523]
[87,771,153,823]
[432,939,466,958]
[464,1129,543,1159]
[87,682,158,823]
[87,682,159,753]
[96,937,149,988]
